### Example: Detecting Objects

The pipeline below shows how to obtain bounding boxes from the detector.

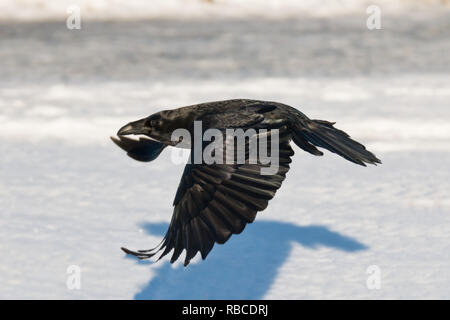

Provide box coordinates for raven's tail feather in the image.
[293,119,381,166]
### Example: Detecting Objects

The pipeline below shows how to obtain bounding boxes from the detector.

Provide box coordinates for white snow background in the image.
[0,1,449,299]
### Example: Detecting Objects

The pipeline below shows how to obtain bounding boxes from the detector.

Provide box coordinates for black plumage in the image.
[112,99,380,266]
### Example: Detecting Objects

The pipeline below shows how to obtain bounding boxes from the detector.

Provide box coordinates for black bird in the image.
[112,99,380,266]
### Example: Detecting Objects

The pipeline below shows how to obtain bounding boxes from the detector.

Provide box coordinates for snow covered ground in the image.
[1,0,447,21]
[1,2,449,299]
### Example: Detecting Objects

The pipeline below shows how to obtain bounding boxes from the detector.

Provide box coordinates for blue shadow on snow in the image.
[129,220,367,299]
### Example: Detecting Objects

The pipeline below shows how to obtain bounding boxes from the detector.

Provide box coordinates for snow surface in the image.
[1,0,448,21]
[0,4,449,299]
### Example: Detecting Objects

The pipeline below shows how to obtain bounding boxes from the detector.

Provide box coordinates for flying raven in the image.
[112,99,380,266]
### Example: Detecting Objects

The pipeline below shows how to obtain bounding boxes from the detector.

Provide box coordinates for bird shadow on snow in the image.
[128,220,367,299]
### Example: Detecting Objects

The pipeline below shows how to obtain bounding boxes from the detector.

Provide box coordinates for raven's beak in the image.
[117,118,147,136]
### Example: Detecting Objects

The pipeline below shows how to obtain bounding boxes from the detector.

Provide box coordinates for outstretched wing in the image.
[122,130,294,266]
[111,136,167,162]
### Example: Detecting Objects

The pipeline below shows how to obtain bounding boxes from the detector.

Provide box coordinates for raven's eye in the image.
[146,114,162,127]
[146,119,159,127]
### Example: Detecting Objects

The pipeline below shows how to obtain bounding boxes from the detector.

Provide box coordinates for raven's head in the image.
[117,110,184,145]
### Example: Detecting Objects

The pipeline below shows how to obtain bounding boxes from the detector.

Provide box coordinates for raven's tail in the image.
[292,119,381,166]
